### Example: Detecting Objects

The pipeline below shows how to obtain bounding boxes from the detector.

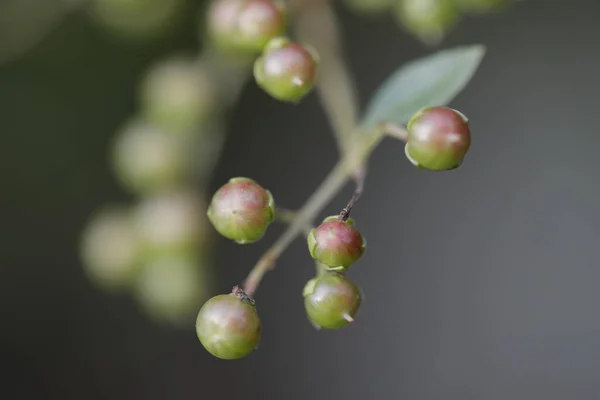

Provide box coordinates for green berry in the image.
[111,118,188,194]
[90,0,184,39]
[80,205,140,292]
[133,190,209,256]
[254,37,319,103]
[307,216,366,271]
[196,287,261,360]
[303,273,362,330]
[141,57,216,133]
[343,0,394,14]
[207,0,287,53]
[207,177,275,244]
[134,253,210,325]
[394,0,459,44]
[405,106,471,171]
[454,0,507,13]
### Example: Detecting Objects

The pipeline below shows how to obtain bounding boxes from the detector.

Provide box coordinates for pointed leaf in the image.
[361,45,486,128]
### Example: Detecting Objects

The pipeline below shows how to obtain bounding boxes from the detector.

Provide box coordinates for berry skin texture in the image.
[196,290,261,360]
[307,216,366,271]
[254,37,319,103]
[405,106,471,171]
[207,0,287,54]
[207,177,275,244]
[303,273,362,330]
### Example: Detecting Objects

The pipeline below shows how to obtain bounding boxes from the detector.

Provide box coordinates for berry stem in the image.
[293,0,359,158]
[339,168,365,221]
[243,125,397,296]
[382,122,410,142]
[275,207,313,234]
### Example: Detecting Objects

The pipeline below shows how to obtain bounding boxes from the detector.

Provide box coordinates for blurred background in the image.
[3,0,600,399]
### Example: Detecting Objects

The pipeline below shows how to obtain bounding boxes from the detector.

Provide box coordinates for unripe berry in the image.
[196,287,261,360]
[394,0,459,44]
[134,253,210,325]
[303,273,362,330]
[111,118,188,194]
[254,37,319,103]
[80,205,140,292]
[141,57,216,134]
[405,106,471,171]
[343,0,394,14]
[90,0,184,39]
[207,0,287,53]
[207,177,275,244]
[455,0,506,13]
[307,216,366,271]
[134,190,209,255]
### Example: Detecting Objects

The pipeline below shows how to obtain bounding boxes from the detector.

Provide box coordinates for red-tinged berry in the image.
[307,216,366,271]
[207,177,275,244]
[405,106,471,171]
[207,0,287,53]
[196,287,261,360]
[303,273,362,330]
[254,37,319,102]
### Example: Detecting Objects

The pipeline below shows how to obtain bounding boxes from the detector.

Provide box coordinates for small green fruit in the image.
[111,118,188,194]
[80,205,140,292]
[343,0,394,14]
[405,106,471,171]
[394,0,459,44]
[140,57,216,133]
[307,216,366,271]
[196,287,261,360]
[454,0,507,13]
[133,189,208,255]
[254,37,319,102]
[90,0,184,39]
[134,253,210,325]
[303,273,362,330]
[207,177,275,244]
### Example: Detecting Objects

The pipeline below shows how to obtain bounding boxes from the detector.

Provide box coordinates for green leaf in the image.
[360,44,486,128]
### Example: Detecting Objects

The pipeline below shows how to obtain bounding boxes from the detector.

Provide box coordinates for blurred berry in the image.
[307,216,365,271]
[89,0,184,40]
[141,57,217,134]
[134,253,211,325]
[111,119,188,195]
[80,206,140,292]
[343,0,394,14]
[207,177,275,244]
[454,0,507,13]
[395,0,459,44]
[405,106,471,171]
[134,189,209,256]
[254,37,319,102]
[196,288,261,359]
[303,273,362,330]
[207,0,287,54]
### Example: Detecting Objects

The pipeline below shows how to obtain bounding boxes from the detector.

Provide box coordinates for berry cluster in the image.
[197,106,471,359]
[78,0,484,354]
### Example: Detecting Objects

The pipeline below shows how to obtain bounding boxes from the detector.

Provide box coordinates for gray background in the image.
[2,1,600,399]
